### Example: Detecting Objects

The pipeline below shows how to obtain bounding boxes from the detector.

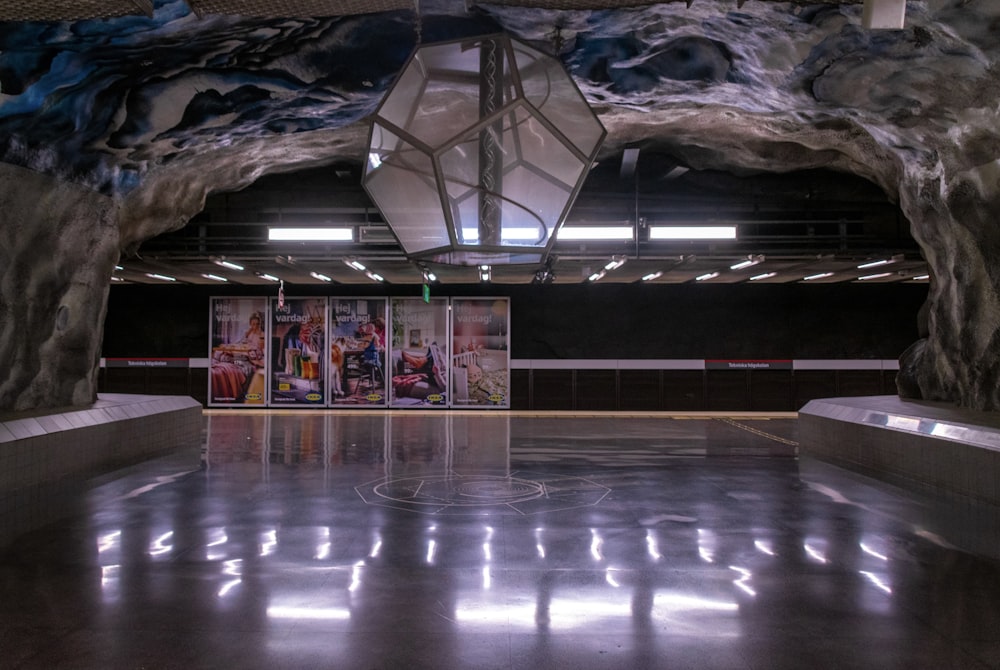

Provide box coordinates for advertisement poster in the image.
[329,298,388,406]
[451,298,510,407]
[208,297,268,406]
[389,298,449,407]
[270,297,327,405]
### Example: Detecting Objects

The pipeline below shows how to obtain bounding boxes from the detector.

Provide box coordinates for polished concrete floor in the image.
[3,411,1000,669]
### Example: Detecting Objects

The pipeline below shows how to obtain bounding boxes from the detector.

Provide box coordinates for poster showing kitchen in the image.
[329,298,388,406]
[389,298,449,407]
[270,297,327,405]
[208,297,268,406]
[451,298,510,407]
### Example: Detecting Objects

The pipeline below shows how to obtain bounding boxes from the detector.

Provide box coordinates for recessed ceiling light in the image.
[269,227,353,242]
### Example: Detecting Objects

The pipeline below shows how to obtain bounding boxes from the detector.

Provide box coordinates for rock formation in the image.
[1,0,999,410]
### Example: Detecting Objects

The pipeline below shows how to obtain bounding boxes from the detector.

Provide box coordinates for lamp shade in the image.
[363,33,606,265]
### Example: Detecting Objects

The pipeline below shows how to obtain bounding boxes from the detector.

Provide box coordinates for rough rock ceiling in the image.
[0,0,984,287]
[0,0,863,21]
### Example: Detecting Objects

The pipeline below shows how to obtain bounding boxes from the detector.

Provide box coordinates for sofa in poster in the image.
[209,297,267,405]
[389,298,448,407]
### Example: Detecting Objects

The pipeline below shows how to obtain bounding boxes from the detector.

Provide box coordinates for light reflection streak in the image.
[98,530,121,554]
[207,527,228,561]
[645,529,662,561]
[315,527,331,560]
[754,539,775,556]
[427,539,437,564]
[369,538,383,559]
[148,531,174,556]
[590,528,604,561]
[697,529,715,563]
[534,528,545,559]
[483,526,494,562]
[482,565,492,590]
[217,559,243,598]
[860,542,888,561]
[804,541,828,564]
[267,605,350,620]
[605,568,621,588]
[259,529,277,557]
[860,570,892,594]
[101,564,120,588]
[730,566,756,597]
[349,561,364,592]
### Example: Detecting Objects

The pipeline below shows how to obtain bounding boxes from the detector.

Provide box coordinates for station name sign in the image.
[705,359,792,371]
[105,358,190,368]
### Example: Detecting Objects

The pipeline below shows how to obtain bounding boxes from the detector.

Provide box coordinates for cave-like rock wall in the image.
[0,164,120,410]
[1,0,1000,410]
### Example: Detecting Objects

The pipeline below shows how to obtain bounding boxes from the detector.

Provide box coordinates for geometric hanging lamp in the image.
[363,33,606,265]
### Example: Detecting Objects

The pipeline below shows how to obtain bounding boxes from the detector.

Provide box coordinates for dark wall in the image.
[103,282,926,360]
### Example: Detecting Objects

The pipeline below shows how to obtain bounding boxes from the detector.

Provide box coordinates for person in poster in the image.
[329,299,387,405]
[389,299,448,406]
[451,298,509,406]
[270,297,326,405]
[209,298,268,405]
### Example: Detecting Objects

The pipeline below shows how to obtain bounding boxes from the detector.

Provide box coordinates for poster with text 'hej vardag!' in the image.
[329,298,388,407]
[270,297,327,405]
[451,298,510,407]
[208,297,268,406]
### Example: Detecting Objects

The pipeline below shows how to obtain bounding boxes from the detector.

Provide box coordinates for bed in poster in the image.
[208,297,268,406]
[389,298,449,407]
[270,297,327,405]
[329,298,387,406]
[451,298,510,407]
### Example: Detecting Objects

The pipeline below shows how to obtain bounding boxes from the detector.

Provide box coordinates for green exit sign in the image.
[422,283,430,303]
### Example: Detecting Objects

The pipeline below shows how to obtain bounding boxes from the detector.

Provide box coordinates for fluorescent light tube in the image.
[146,273,176,281]
[214,260,244,271]
[695,272,719,281]
[269,227,353,241]
[642,271,663,281]
[749,272,777,281]
[258,273,280,282]
[803,272,834,281]
[858,272,892,281]
[649,226,737,240]
[202,274,228,282]
[310,272,332,282]
[557,226,634,241]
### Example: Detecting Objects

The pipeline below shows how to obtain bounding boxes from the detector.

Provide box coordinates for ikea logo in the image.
[246,393,262,401]
[366,393,383,403]
[305,393,322,402]
[427,393,444,403]
[278,383,290,391]
[488,394,505,404]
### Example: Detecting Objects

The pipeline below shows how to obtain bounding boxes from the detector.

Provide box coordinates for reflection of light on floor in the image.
[730,566,756,597]
[804,538,828,564]
[267,605,350,620]
[754,539,775,556]
[697,529,715,563]
[590,528,604,561]
[605,567,621,588]
[454,591,740,631]
[646,529,662,561]
[259,529,277,557]
[535,527,545,559]
[148,531,173,557]
[349,561,364,592]
[860,541,888,561]
[860,570,892,595]
[315,527,330,560]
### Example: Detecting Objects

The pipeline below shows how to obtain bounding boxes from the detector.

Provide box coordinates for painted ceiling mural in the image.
[2,0,1000,411]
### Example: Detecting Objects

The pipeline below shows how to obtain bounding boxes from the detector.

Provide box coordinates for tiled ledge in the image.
[799,396,1000,506]
[0,394,203,548]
